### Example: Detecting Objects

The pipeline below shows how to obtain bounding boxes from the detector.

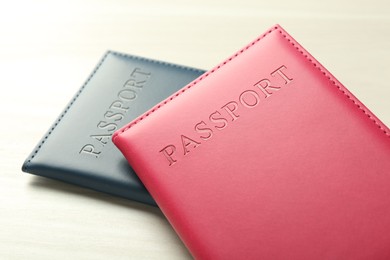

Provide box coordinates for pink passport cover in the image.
[113,25,390,259]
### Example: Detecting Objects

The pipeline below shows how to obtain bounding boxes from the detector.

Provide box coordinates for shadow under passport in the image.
[29,175,157,213]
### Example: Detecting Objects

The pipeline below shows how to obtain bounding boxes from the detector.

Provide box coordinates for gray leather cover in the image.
[22,51,205,206]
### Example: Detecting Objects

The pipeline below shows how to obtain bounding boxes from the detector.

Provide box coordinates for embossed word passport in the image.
[22,51,204,205]
[113,25,390,259]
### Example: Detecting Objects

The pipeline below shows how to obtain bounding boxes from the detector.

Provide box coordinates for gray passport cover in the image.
[22,51,205,205]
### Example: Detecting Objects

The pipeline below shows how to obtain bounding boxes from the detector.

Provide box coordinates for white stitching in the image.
[23,51,205,171]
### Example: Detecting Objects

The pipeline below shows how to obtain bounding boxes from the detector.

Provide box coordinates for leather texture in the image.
[22,51,205,206]
[113,25,390,259]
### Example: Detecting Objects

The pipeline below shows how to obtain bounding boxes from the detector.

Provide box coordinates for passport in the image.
[113,25,390,258]
[22,51,205,206]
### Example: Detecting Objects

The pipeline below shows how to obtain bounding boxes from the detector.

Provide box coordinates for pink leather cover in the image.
[112,25,390,259]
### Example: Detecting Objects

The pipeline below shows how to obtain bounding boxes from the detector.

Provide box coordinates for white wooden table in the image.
[1,1,389,259]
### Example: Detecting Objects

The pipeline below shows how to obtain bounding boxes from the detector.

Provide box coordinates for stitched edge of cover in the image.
[278,30,389,137]
[113,26,279,140]
[110,51,204,73]
[23,51,205,171]
[113,25,390,140]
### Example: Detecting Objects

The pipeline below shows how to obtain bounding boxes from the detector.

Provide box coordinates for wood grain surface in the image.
[1,1,389,259]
